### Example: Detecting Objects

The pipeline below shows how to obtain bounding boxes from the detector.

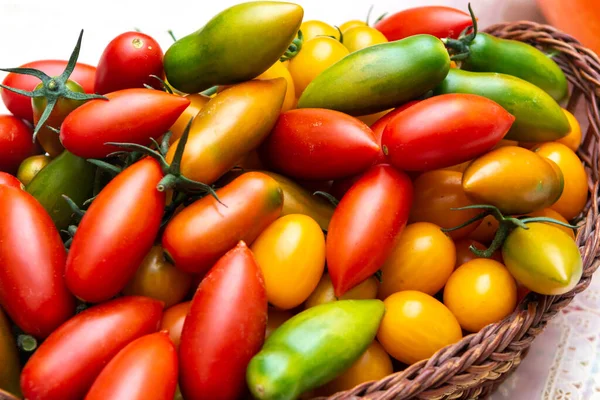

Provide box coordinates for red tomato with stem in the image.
[1,60,96,122]
[0,115,37,174]
[66,158,166,303]
[179,242,267,400]
[60,88,189,158]
[327,165,413,296]
[21,296,163,400]
[160,301,191,351]
[0,186,75,338]
[370,101,419,164]
[375,6,473,41]
[85,332,177,400]
[382,94,514,171]
[0,172,23,189]
[95,32,164,95]
[261,108,380,180]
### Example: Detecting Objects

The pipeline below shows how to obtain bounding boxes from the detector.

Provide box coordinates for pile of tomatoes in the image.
[0,2,590,400]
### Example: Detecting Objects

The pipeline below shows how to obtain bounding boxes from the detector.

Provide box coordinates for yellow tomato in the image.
[304,273,379,309]
[444,259,517,332]
[342,26,388,52]
[357,109,391,126]
[169,93,211,143]
[468,215,499,245]
[251,214,326,309]
[377,291,462,364]
[339,20,367,33]
[300,20,340,42]
[256,61,296,112]
[525,207,576,239]
[265,308,295,339]
[494,139,520,149]
[379,222,455,299]
[288,37,349,95]
[317,341,393,395]
[534,142,588,220]
[556,109,582,151]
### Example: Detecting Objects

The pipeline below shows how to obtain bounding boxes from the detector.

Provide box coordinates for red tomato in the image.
[0,172,23,189]
[0,115,36,174]
[66,158,166,303]
[95,32,164,95]
[60,89,189,158]
[160,301,191,350]
[327,165,413,296]
[382,94,514,171]
[85,332,177,400]
[370,101,419,164]
[261,108,380,180]
[375,6,473,41]
[179,242,267,400]
[1,60,96,122]
[21,296,163,400]
[0,186,74,338]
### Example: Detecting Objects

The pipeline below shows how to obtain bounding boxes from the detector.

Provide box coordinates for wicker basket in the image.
[318,21,600,400]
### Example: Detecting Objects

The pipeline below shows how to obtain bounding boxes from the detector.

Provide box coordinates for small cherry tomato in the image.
[0,115,36,174]
[17,154,51,186]
[379,222,455,299]
[0,172,23,189]
[160,301,191,351]
[169,93,211,144]
[339,20,368,33]
[304,274,379,309]
[454,239,503,268]
[299,20,340,42]
[256,60,296,112]
[377,290,462,364]
[468,214,499,244]
[266,309,295,339]
[342,26,387,52]
[444,259,517,332]
[556,109,582,151]
[524,208,575,239]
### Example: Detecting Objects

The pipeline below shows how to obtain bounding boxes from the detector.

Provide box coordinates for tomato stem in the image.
[167,30,177,42]
[442,3,478,62]
[17,334,37,353]
[87,159,122,176]
[520,216,580,229]
[313,191,339,207]
[280,30,304,61]
[61,195,85,220]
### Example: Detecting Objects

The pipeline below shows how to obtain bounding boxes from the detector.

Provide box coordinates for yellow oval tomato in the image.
[524,207,575,239]
[533,142,588,220]
[410,170,482,239]
[468,215,500,245]
[454,239,502,268]
[317,341,392,395]
[169,93,211,144]
[377,291,462,364]
[443,259,517,332]
[556,109,582,151]
[339,20,367,33]
[251,214,326,309]
[379,222,455,299]
[300,20,340,42]
[342,26,388,52]
[265,308,295,339]
[17,154,51,186]
[288,37,349,95]
[304,273,379,309]
[256,60,296,112]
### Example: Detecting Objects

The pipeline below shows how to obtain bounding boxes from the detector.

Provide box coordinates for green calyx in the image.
[442,3,478,61]
[0,30,107,142]
[366,5,387,26]
[442,204,579,258]
[280,30,304,62]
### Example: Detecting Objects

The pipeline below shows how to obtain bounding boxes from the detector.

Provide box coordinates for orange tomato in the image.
[342,26,388,52]
[556,109,582,151]
[299,20,341,42]
[159,301,191,350]
[379,222,455,299]
[454,239,502,268]
[442,160,471,173]
[377,291,462,364]
[304,273,379,309]
[256,60,296,112]
[468,214,499,245]
[524,207,576,239]
[169,93,211,143]
[265,308,295,339]
[444,259,517,332]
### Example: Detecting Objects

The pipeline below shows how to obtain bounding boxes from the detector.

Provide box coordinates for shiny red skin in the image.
[0,172,23,189]
[374,6,473,41]
[1,60,96,122]
[95,32,164,95]
[65,158,166,303]
[0,186,74,338]
[60,88,189,158]
[0,115,36,174]
[370,101,420,164]
[382,94,515,171]
[85,332,177,400]
[327,165,413,297]
[261,108,380,180]
[20,296,163,400]
[179,242,267,400]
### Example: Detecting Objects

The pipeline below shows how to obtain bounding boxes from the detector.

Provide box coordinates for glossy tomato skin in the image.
[374,6,472,41]
[21,296,163,400]
[1,60,96,122]
[382,94,514,171]
[160,301,191,350]
[162,172,283,274]
[370,101,419,164]
[0,172,23,189]
[342,26,388,53]
[95,32,164,95]
[261,108,380,180]
[85,332,177,400]
[0,115,36,174]
[66,158,166,303]
[60,89,189,158]
[0,186,74,338]
[327,165,413,296]
[179,242,267,400]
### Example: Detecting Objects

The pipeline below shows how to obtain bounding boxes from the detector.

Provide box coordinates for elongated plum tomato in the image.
[66,158,166,303]
[85,332,177,400]
[382,94,514,171]
[162,172,283,274]
[327,165,413,296]
[0,115,36,174]
[0,172,23,189]
[21,296,163,400]
[370,101,419,164]
[1,60,96,122]
[169,93,211,144]
[160,301,191,350]
[179,242,267,400]
[95,32,164,95]
[60,88,189,158]
[374,6,472,41]
[261,108,380,180]
[0,186,74,338]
